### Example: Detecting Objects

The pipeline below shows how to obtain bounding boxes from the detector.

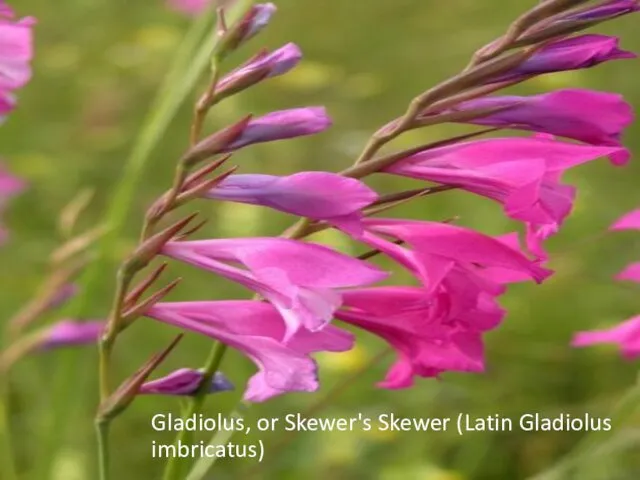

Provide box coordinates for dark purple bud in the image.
[222,107,332,151]
[138,368,234,395]
[490,34,636,83]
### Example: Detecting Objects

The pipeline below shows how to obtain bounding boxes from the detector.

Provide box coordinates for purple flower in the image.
[239,3,277,45]
[40,320,104,350]
[204,171,378,233]
[146,301,354,402]
[139,368,234,396]
[563,0,640,22]
[214,43,302,99]
[444,89,633,165]
[491,35,635,83]
[222,107,332,151]
[161,237,388,339]
[572,315,640,359]
[0,6,34,122]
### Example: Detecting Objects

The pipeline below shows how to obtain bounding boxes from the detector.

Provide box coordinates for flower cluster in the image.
[95,0,636,404]
[12,1,638,409]
[572,209,640,358]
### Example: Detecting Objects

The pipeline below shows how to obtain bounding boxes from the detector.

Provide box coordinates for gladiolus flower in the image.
[384,136,625,258]
[40,320,104,349]
[161,237,388,339]
[221,107,332,151]
[205,171,378,233]
[615,263,640,283]
[0,4,34,122]
[572,315,640,359]
[214,43,302,100]
[352,218,551,294]
[139,369,234,396]
[491,35,635,83]
[336,287,490,388]
[610,208,640,231]
[444,89,633,165]
[146,301,354,401]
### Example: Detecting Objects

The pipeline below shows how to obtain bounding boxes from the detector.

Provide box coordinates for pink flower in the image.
[139,368,234,396]
[205,172,378,233]
[0,163,24,203]
[572,315,640,359]
[214,43,302,99]
[146,301,354,401]
[384,136,624,259]
[166,0,210,16]
[616,263,640,283]
[610,208,640,231]
[40,320,104,350]
[336,287,487,388]
[443,89,633,165]
[161,237,388,339]
[0,6,34,121]
[492,35,635,83]
[354,218,552,294]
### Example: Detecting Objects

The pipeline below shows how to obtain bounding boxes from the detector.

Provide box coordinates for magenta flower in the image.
[616,263,640,282]
[161,237,388,338]
[572,315,640,359]
[353,218,551,293]
[0,5,34,122]
[215,43,302,99]
[336,287,486,388]
[221,107,332,151]
[610,208,640,231]
[139,368,234,396]
[40,320,104,350]
[491,35,635,83]
[0,163,25,203]
[205,172,378,233]
[146,301,354,401]
[444,89,633,165]
[384,136,625,258]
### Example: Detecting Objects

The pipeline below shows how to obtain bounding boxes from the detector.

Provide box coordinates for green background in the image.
[2,1,640,479]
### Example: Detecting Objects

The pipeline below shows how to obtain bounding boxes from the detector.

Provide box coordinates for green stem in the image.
[95,418,110,480]
[0,380,19,480]
[162,343,228,480]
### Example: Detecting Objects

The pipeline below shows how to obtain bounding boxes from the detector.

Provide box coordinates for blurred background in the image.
[2,1,640,479]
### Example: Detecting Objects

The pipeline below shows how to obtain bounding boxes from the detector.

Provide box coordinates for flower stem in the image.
[162,342,228,480]
[95,418,110,480]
